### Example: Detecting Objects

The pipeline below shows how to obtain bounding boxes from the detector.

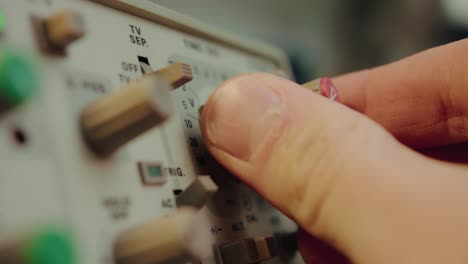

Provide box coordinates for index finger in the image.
[333,38,468,148]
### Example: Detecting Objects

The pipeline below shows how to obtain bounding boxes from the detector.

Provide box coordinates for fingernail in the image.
[204,75,284,161]
[302,77,340,102]
[319,78,341,102]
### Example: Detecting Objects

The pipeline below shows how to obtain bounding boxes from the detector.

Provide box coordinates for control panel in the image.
[0,0,302,263]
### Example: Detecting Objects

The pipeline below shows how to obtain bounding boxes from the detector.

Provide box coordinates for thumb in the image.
[201,73,468,263]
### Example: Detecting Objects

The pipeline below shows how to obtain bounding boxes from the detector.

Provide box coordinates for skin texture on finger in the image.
[333,38,468,148]
[201,73,468,263]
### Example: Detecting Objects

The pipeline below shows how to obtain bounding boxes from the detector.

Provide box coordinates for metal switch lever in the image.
[142,62,193,89]
[176,176,218,209]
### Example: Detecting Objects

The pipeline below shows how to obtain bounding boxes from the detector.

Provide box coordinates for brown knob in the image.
[80,76,173,156]
[44,10,85,49]
[114,208,211,264]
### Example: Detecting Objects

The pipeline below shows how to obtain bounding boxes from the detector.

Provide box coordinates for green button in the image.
[0,51,38,106]
[0,11,5,32]
[23,228,76,264]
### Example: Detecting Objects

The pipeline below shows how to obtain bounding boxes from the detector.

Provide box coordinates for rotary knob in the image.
[80,75,173,156]
[43,10,85,51]
[114,208,211,264]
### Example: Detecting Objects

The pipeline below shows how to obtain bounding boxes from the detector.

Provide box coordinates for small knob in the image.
[218,236,278,264]
[274,232,298,260]
[0,51,38,114]
[114,208,211,264]
[80,76,173,156]
[0,227,76,264]
[140,62,193,89]
[302,78,321,94]
[176,175,218,209]
[43,10,85,50]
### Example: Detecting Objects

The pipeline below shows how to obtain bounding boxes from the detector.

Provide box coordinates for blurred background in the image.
[153,0,468,83]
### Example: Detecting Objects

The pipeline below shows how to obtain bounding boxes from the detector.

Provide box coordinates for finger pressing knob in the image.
[80,76,173,156]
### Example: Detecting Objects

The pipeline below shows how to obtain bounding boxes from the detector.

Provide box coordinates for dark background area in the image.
[153,0,468,83]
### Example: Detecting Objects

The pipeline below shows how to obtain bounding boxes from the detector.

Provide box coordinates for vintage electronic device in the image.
[0,0,302,263]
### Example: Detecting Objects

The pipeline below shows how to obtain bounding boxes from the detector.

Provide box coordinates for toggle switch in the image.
[218,236,278,264]
[0,51,38,114]
[302,78,321,94]
[114,208,211,264]
[176,175,218,209]
[80,76,173,156]
[146,63,193,89]
[0,227,76,264]
[274,232,298,260]
[43,10,85,50]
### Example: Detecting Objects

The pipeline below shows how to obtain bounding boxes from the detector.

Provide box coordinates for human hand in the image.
[200,39,468,263]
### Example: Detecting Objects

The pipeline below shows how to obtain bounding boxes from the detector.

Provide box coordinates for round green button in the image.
[0,12,5,31]
[0,51,38,106]
[23,228,76,264]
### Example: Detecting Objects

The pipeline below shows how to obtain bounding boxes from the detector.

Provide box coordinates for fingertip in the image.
[200,72,286,162]
[332,69,370,112]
